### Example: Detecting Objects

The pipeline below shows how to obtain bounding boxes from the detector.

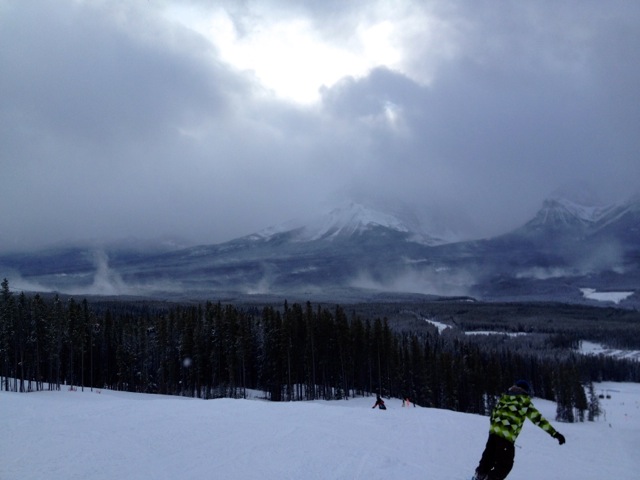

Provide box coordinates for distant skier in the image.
[372,394,386,410]
[472,380,565,480]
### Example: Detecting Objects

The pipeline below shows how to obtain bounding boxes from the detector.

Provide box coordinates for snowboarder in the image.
[472,380,565,480]
[372,394,386,410]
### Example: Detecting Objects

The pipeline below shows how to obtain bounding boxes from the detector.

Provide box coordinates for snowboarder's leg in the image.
[474,434,499,479]
[487,437,514,480]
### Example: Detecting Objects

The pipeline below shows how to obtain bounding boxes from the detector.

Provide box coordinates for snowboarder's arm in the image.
[526,402,557,437]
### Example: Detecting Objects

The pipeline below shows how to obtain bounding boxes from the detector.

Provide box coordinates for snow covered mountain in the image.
[1,195,638,305]
[249,202,444,245]
[464,193,640,303]
[520,197,614,233]
[513,194,640,243]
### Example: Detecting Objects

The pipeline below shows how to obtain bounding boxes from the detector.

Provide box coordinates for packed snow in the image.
[1,382,639,479]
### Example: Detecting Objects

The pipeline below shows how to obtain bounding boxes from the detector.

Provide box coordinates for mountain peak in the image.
[518,196,610,234]
[310,202,411,239]
[251,201,443,245]
[547,197,612,223]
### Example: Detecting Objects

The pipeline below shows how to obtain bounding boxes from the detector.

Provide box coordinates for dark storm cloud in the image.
[1,0,639,252]
[0,0,330,250]
[1,2,236,148]
[317,0,640,235]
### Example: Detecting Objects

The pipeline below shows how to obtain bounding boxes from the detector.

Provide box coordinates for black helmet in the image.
[515,379,531,393]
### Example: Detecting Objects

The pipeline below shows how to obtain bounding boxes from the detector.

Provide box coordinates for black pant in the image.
[475,433,515,480]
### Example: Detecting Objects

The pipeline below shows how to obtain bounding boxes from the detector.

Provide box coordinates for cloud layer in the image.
[1,0,639,251]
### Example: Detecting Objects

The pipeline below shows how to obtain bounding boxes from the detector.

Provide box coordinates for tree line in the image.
[1,279,638,421]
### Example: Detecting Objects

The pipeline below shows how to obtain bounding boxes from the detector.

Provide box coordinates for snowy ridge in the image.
[519,193,638,234]
[533,198,611,227]
[303,202,411,240]
[251,202,442,245]
[551,197,614,224]
[591,195,640,232]
[247,219,304,241]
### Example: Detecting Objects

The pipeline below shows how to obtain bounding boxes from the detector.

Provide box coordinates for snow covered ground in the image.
[1,382,639,480]
[423,316,452,333]
[465,331,530,337]
[579,341,640,362]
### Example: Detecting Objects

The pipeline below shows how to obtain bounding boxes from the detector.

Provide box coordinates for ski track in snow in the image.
[1,382,639,479]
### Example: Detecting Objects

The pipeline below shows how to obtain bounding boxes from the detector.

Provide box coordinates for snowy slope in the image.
[1,382,638,480]
[592,195,640,237]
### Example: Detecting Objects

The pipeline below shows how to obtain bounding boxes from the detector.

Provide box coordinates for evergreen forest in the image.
[2,279,639,423]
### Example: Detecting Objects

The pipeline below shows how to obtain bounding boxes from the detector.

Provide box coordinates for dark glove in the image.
[554,432,566,445]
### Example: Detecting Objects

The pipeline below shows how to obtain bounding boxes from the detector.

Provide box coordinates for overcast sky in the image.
[1,0,639,252]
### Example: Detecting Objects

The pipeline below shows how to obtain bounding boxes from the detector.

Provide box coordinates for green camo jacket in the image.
[489,387,557,443]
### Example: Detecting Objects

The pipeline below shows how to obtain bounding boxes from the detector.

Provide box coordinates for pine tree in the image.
[15,293,28,392]
[554,368,574,423]
[31,294,48,391]
[573,379,588,422]
[587,382,601,421]
[0,279,15,391]
[49,295,65,390]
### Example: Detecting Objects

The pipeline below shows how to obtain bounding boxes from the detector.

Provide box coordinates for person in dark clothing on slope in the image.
[372,394,386,410]
[472,380,565,480]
